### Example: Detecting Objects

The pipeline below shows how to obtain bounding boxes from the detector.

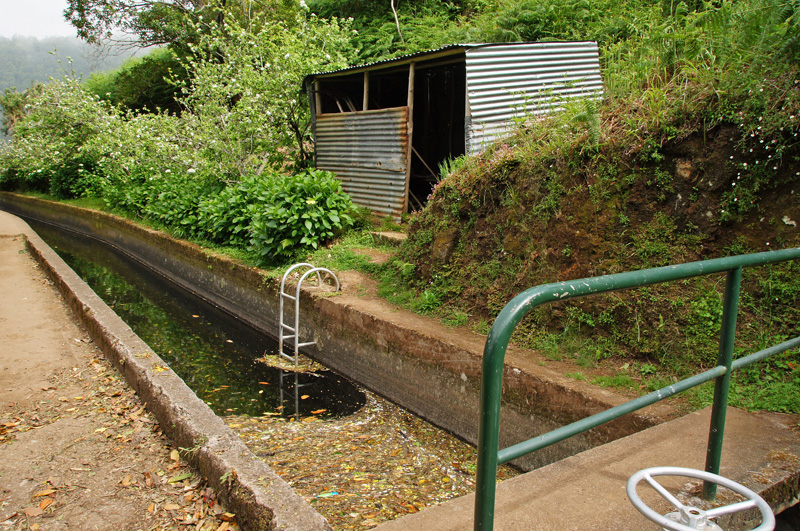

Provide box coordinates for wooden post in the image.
[363,72,370,111]
[314,80,322,116]
[404,63,415,213]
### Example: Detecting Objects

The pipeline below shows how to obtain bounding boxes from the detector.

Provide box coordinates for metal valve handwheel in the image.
[627,467,775,531]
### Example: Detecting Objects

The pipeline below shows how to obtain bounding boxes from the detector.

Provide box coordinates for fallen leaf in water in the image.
[300,395,309,400]
[311,409,327,415]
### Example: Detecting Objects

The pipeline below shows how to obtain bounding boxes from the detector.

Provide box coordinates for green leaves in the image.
[248,169,356,264]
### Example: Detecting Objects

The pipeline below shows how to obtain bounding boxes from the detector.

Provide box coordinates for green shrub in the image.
[196,174,275,247]
[48,156,103,199]
[248,169,355,264]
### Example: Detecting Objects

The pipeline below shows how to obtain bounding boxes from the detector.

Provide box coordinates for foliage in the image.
[308,0,475,62]
[196,174,274,247]
[178,10,355,175]
[65,0,305,48]
[86,47,188,114]
[0,86,39,136]
[248,169,355,263]
[0,78,115,194]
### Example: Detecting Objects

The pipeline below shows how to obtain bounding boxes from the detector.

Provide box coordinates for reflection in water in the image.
[30,220,366,419]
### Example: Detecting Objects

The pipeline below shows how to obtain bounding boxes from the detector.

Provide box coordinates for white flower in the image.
[188,168,196,174]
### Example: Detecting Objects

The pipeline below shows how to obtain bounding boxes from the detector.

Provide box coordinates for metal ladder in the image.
[277,263,340,416]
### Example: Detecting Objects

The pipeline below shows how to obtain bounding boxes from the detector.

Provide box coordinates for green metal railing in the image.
[474,247,800,530]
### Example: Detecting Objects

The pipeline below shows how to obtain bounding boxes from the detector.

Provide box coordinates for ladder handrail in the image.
[277,263,340,418]
[278,263,340,364]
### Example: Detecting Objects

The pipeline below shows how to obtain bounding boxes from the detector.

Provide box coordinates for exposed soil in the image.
[0,228,238,531]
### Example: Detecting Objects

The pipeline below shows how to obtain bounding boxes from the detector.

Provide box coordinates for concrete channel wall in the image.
[0,193,678,522]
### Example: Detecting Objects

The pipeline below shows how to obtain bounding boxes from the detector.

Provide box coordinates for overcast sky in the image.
[0,0,76,39]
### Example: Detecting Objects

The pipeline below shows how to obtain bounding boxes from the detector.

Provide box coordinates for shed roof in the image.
[304,41,597,84]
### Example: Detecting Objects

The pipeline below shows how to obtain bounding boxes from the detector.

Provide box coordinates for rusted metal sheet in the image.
[465,42,603,154]
[315,107,409,217]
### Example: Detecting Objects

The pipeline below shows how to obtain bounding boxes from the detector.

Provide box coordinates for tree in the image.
[86,48,188,114]
[178,10,355,176]
[65,0,303,49]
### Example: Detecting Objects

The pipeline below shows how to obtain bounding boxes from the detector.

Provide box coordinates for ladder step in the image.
[282,293,297,301]
[297,341,316,348]
[281,323,296,332]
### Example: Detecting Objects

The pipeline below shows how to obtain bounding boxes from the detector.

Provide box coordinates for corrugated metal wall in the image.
[464,42,603,154]
[315,107,409,217]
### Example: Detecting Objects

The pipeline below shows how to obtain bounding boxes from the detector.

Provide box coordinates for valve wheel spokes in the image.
[626,467,775,531]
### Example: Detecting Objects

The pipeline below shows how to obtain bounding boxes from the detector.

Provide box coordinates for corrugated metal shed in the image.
[464,42,602,153]
[315,108,409,217]
[306,41,603,216]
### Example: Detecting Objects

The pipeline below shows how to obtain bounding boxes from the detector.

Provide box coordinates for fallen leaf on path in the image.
[33,490,56,497]
[39,498,54,511]
[23,507,43,517]
[169,472,192,483]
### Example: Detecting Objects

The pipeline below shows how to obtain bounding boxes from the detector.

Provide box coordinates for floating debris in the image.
[228,394,517,530]
[256,353,326,373]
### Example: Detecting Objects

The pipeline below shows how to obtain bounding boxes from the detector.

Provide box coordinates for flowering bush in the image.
[179,11,355,176]
[0,78,116,195]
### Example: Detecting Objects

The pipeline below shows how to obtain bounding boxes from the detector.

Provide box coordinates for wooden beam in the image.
[404,62,415,214]
[363,72,370,111]
[314,80,322,116]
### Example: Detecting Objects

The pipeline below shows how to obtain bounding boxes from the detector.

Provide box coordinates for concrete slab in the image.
[375,407,800,531]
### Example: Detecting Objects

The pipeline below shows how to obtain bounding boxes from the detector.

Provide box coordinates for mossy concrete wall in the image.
[0,193,675,471]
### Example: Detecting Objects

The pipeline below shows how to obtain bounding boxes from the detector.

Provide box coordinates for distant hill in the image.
[0,36,138,93]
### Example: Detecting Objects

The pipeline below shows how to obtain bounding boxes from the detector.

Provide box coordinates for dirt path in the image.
[0,211,238,531]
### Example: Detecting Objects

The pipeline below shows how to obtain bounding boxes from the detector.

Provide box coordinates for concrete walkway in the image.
[375,406,800,531]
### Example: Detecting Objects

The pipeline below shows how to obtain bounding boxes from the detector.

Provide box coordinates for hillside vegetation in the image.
[1,0,799,411]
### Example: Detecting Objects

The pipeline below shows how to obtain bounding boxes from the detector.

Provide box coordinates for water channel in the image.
[28,219,519,530]
[29,220,366,419]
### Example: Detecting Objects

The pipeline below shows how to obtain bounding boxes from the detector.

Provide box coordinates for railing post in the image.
[702,266,742,501]
[474,327,508,531]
